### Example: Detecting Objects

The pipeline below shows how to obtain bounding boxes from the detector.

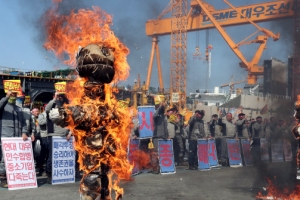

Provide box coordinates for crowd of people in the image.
[132,101,298,173]
[0,91,79,188]
[0,91,298,188]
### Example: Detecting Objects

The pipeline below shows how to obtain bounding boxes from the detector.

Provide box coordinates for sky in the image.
[0,0,295,95]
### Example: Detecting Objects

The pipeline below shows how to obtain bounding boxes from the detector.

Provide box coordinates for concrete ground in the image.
[0,162,298,200]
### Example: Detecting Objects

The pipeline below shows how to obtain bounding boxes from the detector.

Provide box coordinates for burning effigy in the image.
[43,2,134,199]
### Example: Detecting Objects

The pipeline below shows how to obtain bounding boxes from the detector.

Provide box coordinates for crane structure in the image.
[145,0,295,107]
[170,0,188,109]
[220,75,247,94]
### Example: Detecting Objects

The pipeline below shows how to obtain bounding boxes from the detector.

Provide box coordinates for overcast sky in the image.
[0,0,294,94]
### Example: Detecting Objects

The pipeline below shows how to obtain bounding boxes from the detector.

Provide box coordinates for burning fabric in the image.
[43,2,133,200]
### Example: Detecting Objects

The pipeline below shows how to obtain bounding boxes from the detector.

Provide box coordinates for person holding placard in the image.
[0,91,28,188]
[45,92,71,184]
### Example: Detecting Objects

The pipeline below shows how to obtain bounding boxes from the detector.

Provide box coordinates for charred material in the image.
[57,44,120,200]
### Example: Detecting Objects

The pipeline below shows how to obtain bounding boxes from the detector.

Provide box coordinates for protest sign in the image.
[260,138,269,162]
[52,136,75,185]
[227,139,242,167]
[241,139,253,166]
[158,139,175,174]
[283,139,292,162]
[207,139,218,167]
[138,106,155,138]
[3,80,22,96]
[2,137,37,190]
[24,96,31,104]
[127,139,140,175]
[197,139,210,170]
[54,82,66,94]
[271,139,284,162]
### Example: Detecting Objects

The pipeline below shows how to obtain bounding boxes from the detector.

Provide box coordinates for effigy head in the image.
[76,44,115,83]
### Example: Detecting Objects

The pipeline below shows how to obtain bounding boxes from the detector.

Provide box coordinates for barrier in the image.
[197,139,210,170]
[227,139,242,167]
[158,139,175,174]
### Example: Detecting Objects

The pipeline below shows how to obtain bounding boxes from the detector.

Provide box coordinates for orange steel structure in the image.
[145,0,295,107]
[293,0,300,100]
[170,0,188,108]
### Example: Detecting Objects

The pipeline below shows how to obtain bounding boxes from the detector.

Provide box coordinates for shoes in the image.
[188,166,197,170]
[0,179,8,188]
[47,173,52,184]
[177,162,189,166]
[36,168,45,177]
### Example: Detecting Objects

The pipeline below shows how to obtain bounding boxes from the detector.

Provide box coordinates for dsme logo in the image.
[202,10,238,22]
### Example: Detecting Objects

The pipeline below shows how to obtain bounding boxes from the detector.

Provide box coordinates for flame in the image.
[256,179,300,200]
[43,1,135,199]
[43,2,130,82]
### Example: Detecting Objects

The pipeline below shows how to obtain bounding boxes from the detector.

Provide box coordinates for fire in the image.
[43,1,130,82]
[256,179,300,200]
[43,1,138,199]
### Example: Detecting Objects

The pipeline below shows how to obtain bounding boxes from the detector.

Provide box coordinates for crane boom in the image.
[146,0,294,36]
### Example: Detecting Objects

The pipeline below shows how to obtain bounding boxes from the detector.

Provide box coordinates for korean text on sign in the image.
[52,136,75,185]
[227,139,242,167]
[158,139,175,174]
[2,137,37,190]
[138,106,155,138]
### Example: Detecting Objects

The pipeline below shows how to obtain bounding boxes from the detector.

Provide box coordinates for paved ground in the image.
[0,162,298,200]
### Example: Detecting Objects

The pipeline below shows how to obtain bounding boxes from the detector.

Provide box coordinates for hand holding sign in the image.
[6,90,12,98]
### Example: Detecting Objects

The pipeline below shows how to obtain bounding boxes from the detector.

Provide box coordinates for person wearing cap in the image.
[218,112,236,166]
[188,110,206,170]
[235,113,249,138]
[0,91,28,188]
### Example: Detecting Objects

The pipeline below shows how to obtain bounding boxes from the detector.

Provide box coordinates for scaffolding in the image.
[293,0,300,100]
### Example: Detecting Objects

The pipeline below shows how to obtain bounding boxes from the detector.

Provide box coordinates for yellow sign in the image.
[3,80,22,96]
[171,93,179,103]
[154,95,165,105]
[55,82,66,94]
[24,96,31,104]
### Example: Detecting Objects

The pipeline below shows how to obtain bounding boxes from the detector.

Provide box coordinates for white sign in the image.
[2,137,37,190]
[52,136,75,185]
[171,93,179,103]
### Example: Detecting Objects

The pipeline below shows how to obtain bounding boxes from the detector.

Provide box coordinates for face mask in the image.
[55,99,65,107]
[8,96,16,104]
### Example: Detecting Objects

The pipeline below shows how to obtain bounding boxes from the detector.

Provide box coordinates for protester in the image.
[36,109,49,176]
[0,91,28,188]
[218,112,236,166]
[151,100,169,174]
[45,92,71,183]
[235,113,249,138]
[188,110,206,170]
[209,114,222,163]
[249,116,266,164]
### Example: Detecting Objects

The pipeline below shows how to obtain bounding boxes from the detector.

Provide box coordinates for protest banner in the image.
[227,139,242,167]
[283,139,292,162]
[271,139,284,162]
[2,137,37,190]
[24,96,31,104]
[137,106,155,138]
[241,139,253,166]
[52,136,75,185]
[197,139,210,170]
[207,139,218,167]
[127,139,140,175]
[158,139,175,174]
[54,82,66,94]
[3,80,22,96]
[260,138,269,162]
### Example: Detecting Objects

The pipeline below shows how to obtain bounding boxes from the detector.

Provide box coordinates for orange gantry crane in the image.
[145,0,295,108]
